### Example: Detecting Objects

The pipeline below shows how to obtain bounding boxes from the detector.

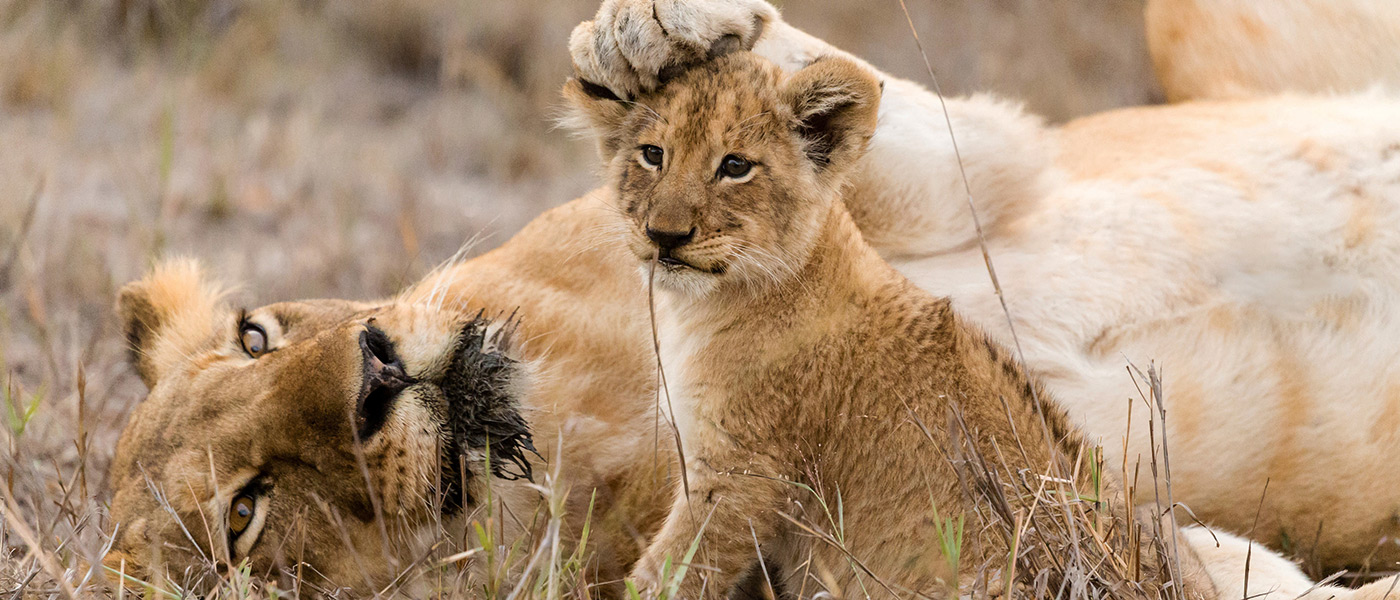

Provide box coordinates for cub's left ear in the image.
[781,57,882,176]
[561,77,632,159]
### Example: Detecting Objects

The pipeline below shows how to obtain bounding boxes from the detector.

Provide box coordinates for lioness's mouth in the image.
[435,315,534,515]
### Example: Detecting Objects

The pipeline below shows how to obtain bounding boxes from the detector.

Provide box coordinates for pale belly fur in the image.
[889,94,1400,566]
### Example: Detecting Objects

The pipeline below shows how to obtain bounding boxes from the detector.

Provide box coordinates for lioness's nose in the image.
[355,323,408,425]
[646,226,695,251]
[359,327,410,399]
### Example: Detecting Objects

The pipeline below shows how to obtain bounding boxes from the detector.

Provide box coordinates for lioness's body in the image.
[904,94,1400,568]
[1146,0,1400,101]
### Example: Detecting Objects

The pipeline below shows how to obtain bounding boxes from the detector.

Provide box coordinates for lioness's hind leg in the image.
[1181,525,1400,599]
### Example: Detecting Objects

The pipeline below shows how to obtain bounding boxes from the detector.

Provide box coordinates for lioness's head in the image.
[105,260,532,592]
[564,52,880,296]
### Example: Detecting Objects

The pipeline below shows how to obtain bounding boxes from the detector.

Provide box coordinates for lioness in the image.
[564,48,1214,599]
[104,0,1400,593]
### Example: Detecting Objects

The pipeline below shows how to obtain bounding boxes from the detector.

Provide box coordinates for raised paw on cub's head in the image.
[569,0,778,100]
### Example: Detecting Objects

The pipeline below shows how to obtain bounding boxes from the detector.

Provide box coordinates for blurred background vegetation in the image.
[0,0,1158,590]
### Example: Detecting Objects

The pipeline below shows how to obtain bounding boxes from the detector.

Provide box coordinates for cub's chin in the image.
[625,234,733,298]
[635,257,728,299]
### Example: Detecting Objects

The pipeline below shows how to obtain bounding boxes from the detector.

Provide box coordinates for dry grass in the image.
[0,0,1165,597]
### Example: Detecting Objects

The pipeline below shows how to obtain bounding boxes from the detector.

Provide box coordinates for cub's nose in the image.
[646,226,695,251]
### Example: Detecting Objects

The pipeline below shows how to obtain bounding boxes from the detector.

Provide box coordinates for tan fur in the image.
[107,1,1400,595]
[566,51,1214,599]
[400,195,672,587]
[106,198,674,594]
[571,0,1400,574]
[1145,0,1400,101]
[107,196,1393,598]
[108,276,459,589]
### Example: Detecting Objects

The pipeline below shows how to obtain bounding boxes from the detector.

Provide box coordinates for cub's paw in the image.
[569,0,778,100]
[626,568,663,599]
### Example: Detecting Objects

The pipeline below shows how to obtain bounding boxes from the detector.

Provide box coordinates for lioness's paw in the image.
[569,0,778,99]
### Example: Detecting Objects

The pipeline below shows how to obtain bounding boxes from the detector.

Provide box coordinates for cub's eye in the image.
[719,155,752,179]
[229,493,256,536]
[640,145,664,168]
[239,323,268,358]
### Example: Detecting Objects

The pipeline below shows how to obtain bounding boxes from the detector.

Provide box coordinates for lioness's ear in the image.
[562,77,632,158]
[782,57,881,175]
[116,259,229,388]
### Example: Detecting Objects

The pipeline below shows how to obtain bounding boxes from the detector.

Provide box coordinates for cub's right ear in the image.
[116,259,229,388]
[561,77,632,158]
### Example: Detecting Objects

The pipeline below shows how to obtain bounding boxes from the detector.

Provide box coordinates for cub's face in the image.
[105,261,531,592]
[564,52,881,297]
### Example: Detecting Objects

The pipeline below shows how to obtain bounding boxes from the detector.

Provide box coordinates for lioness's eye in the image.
[719,154,752,179]
[239,322,268,358]
[640,145,664,167]
[226,481,268,557]
[229,494,256,535]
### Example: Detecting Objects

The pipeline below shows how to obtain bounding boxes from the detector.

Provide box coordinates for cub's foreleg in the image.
[631,452,787,600]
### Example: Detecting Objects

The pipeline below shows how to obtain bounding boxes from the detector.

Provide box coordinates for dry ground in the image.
[0,0,1162,596]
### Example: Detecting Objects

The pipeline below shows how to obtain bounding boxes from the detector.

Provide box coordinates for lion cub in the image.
[567,53,1208,599]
